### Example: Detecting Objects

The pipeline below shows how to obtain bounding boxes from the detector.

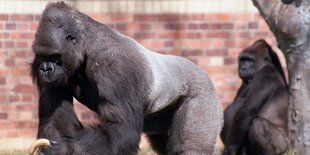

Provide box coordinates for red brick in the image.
[0,14,8,21]
[187,57,198,65]
[0,113,7,120]
[187,23,198,30]
[181,49,203,56]
[215,13,231,20]
[89,14,106,22]
[16,104,35,111]
[206,49,228,56]
[0,130,8,137]
[4,41,14,48]
[13,85,35,93]
[0,32,10,39]
[9,95,19,102]
[207,32,230,38]
[16,42,28,48]
[158,14,181,21]
[164,41,175,47]
[0,95,6,102]
[140,23,152,30]
[15,121,37,128]
[225,40,236,48]
[5,59,15,66]
[210,23,221,29]
[0,68,8,76]
[133,32,155,39]
[5,23,16,30]
[0,77,6,85]
[10,14,34,21]
[224,57,237,65]
[115,23,127,31]
[160,50,180,55]
[10,32,34,39]
[16,50,28,57]
[164,23,177,30]
[199,23,209,29]
[158,32,180,39]
[221,23,234,29]
[236,32,250,38]
[34,15,41,21]
[30,23,39,30]
[110,14,132,22]
[248,21,258,29]
[187,33,202,39]
[182,14,205,21]
[22,95,32,102]
[7,130,19,137]
[255,31,269,38]
[149,40,163,48]
[134,14,158,21]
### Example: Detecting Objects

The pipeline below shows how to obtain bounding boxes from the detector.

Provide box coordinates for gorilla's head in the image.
[31,2,97,88]
[238,40,284,82]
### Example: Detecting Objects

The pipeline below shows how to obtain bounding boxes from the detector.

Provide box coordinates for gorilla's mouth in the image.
[39,73,67,87]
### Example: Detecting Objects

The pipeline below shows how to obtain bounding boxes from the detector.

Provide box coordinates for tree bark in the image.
[251,0,310,154]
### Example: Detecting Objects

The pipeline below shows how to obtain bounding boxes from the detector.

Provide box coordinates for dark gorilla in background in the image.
[30,2,223,155]
[221,40,289,155]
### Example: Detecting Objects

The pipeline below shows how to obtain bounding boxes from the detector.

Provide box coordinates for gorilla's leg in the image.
[221,97,245,144]
[168,95,222,155]
[248,118,288,155]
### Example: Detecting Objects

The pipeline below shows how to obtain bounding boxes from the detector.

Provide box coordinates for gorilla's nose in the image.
[40,62,55,76]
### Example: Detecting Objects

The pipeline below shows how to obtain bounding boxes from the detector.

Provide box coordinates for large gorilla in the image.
[30,2,222,155]
[221,40,289,155]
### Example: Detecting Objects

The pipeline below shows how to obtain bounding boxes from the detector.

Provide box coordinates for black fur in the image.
[221,40,289,155]
[282,0,296,4]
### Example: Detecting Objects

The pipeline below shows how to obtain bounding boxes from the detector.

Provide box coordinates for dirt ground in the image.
[0,135,223,155]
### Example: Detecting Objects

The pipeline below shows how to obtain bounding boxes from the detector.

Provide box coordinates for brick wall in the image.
[0,2,285,151]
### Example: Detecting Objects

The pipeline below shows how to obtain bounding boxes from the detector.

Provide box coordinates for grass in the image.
[281,149,296,155]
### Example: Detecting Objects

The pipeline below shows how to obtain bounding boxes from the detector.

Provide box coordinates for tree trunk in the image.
[251,0,310,154]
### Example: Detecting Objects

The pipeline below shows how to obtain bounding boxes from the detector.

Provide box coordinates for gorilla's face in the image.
[32,2,90,87]
[238,55,255,80]
[32,54,68,87]
[238,40,271,81]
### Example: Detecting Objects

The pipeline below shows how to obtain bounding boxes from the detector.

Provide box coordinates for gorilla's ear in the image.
[262,40,286,82]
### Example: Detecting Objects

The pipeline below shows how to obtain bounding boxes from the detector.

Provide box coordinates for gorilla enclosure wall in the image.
[0,0,286,153]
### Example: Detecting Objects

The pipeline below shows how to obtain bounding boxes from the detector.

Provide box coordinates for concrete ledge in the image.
[0,138,34,151]
[0,0,258,14]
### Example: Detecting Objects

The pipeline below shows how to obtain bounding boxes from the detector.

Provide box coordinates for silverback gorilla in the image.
[221,40,289,155]
[30,2,223,155]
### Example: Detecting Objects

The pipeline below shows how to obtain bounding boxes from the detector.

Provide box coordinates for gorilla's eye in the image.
[66,34,76,41]
[53,60,62,65]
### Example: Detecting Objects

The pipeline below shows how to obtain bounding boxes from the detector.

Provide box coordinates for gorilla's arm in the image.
[221,83,248,144]
[36,86,108,154]
[37,87,75,140]
[79,55,146,155]
[223,67,277,154]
